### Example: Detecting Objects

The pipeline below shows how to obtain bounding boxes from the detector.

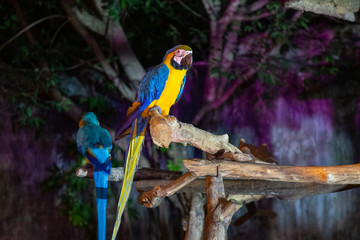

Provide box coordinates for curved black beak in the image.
[181,53,193,69]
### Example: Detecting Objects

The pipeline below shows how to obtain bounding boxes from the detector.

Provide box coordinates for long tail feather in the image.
[111,118,147,240]
[94,170,109,240]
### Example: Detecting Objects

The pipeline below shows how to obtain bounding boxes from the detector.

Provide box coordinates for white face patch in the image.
[174,49,193,65]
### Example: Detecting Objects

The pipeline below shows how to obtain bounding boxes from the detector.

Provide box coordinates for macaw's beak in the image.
[181,53,192,69]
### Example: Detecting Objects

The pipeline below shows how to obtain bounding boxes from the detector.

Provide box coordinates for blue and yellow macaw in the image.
[77,112,112,240]
[112,45,193,239]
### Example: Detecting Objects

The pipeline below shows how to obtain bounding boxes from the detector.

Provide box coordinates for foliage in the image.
[41,141,94,230]
[2,0,360,238]
[116,0,208,65]
[167,159,183,171]
[111,146,124,168]
[80,96,114,117]
[127,199,140,221]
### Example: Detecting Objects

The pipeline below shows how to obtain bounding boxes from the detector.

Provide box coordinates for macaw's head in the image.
[79,112,99,127]
[163,45,193,70]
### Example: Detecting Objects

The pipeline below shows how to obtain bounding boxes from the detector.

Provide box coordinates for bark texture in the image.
[149,109,252,162]
[285,0,360,22]
[184,159,360,184]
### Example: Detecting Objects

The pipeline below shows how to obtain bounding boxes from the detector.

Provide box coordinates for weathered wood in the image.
[135,178,358,200]
[238,139,277,164]
[184,159,360,184]
[137,172,196,208]
[285,0,360,22]
[76,166,182,181]
[148,109,252,162]
[203,175,226,240]
[184,193,204,240]
[203,174,241,240]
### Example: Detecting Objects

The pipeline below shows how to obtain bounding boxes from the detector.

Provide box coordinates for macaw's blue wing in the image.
[138,63,169,111]
[114,63,169,140]
[176,75,186,102]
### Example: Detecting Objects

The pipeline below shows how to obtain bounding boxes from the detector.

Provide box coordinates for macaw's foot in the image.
[166,115,177,122]
[150,106,162,114]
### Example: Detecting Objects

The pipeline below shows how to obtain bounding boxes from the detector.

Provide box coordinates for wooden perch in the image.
[184,193,204,240]
[148,109,252,162]
[285,0,360,22]
[135,178,358,200]
[238,139,277,164]
[137,172,197,208]
[78,164,360,200]
[76,165,182,181]
[203,175,241,240]
[183,159,360,184]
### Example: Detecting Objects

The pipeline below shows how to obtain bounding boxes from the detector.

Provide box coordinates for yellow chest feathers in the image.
[156,67,186,109]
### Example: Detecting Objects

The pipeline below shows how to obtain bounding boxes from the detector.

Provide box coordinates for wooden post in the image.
[184,193,204,240]
[202,171,242,240]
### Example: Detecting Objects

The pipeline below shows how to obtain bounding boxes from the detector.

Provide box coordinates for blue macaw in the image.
[112,45,193,239]
[77,112,112,240]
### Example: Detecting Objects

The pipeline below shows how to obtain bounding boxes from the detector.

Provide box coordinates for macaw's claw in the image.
[150,106,162,114]
[166,115,177,122]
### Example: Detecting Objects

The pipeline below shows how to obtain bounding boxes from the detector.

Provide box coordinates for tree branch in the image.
[73,2,145,83]
[193,44,276,125]
[176,0,207,21]
[249,0,271,12]
[184,193,204,240]
[76,165,183,181]
[148,109,252,162]
[137,172,197,208]
[60,0,135,100]
[183,159,360,184]
[285,0,360,22]
[203,174,240,240]
[0,14,65,52]
[134,176,359,200]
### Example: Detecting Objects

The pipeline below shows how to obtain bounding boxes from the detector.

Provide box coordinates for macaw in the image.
[112,45,193,239]
[77,112,112,240]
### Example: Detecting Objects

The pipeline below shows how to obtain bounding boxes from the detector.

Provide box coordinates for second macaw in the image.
[112,45,193,239]
[77,112,112,240]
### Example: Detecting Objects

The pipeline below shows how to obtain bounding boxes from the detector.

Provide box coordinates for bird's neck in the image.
[164,53,188,71]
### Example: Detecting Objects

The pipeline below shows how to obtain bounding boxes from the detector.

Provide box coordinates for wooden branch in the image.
[137,172,196,208]
[78,164,360,200]
[203,174,240,240]
[249,0,271,12]
[149,109,252,162]
[184,193,204,240]
[135,177,359,200]
[227,194,271,204]
[60,0,135,100]
[285,0,360,22]
[73,0,146,83]
[192,44,278,125]
[184,159,360,184]
[238,139,277,164]
[76,166,182,181]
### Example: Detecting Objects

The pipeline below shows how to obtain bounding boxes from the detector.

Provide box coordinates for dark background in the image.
[1,0,360,239]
